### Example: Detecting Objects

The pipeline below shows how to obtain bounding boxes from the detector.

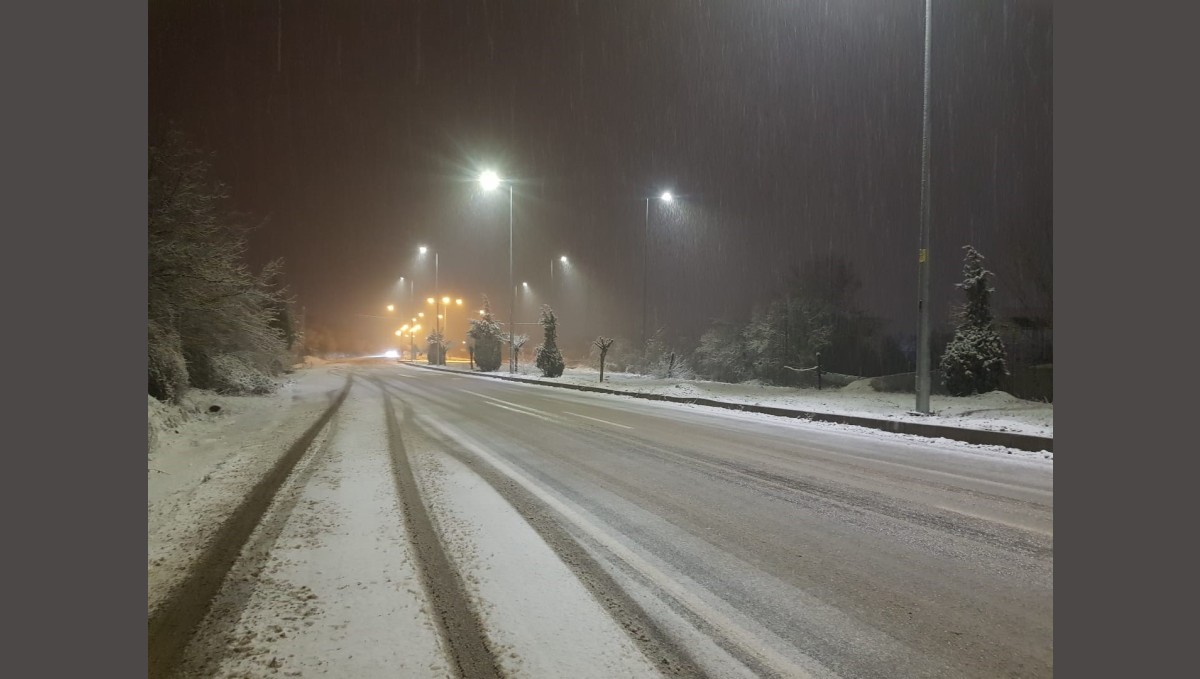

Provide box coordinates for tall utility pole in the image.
[915,0,934,414]
[478,170,515,372]
[641,192,672,347]
[642,197,650,347]
[508,183,514,372]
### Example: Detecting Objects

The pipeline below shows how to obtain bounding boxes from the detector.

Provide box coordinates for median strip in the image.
[406,364,1054,453]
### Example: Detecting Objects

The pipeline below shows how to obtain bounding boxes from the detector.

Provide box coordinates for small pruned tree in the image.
[467,295,504,371]
[593,337,614,382]
[534,305,565,378]
[511,334,529,371]
[940,246,1009,396]
[426,331,446,365]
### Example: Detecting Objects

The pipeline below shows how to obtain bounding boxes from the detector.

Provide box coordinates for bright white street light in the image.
[419,246,428,255]
[522,281,528,287]
[560,255,568,263]
[479,170,502,192]
[660,191,674,202]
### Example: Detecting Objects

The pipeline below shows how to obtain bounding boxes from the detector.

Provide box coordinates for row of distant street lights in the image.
[385,170,671,373]
[388,159,935,410]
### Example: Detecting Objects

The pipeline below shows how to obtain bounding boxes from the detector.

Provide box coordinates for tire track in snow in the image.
[376,378,503,679]
[148,374,352,679]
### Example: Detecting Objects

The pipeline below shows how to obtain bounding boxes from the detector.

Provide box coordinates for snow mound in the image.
[840,378,878,393]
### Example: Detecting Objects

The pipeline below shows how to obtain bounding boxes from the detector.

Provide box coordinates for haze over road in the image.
[376,362,1053,678]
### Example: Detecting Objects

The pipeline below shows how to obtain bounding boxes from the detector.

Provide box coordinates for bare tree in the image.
[593,337,614,383]
[511,334,529,372]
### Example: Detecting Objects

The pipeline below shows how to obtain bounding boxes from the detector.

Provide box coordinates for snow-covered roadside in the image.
[175,380,450,679]
[410,431,664,678]
[148,365,348,614]
[432,363,1052,439]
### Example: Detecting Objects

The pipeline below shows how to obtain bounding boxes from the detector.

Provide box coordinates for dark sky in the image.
[149,0,1052,354]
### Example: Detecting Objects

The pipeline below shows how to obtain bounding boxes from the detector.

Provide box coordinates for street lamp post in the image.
[551,255,567,307]
[399,276,414,313]
[480,170,516,373]
[915,0,933,414]
[418,246,439,298]
[643,191,673,346]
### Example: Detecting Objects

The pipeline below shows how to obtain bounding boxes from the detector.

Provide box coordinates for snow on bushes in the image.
[200,353,278,395]
[534,305,565,378]
[148,129,293,402]
[148,319,188,404]
[468,295,504,371]
[940,246,1009,396]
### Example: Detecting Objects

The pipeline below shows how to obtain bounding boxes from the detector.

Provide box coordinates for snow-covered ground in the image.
[151,363,670,677]
[437,364,1053,439]
[148,366,349,614]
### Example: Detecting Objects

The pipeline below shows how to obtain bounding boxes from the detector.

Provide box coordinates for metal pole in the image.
[642,197,649,347]
[915,0,933,414]
[508,183,515,373]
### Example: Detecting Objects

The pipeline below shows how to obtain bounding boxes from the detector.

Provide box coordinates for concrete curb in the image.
[407,363,1053,453]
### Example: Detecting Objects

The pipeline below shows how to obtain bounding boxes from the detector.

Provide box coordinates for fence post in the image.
[816,352,822,391]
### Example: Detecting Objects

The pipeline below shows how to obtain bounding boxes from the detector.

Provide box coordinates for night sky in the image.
[149,0,1052,355]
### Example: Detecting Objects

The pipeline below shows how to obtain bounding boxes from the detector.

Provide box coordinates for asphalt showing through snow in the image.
[373,363,1053,679]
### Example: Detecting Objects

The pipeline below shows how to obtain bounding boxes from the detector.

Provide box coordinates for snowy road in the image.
[176,361,1052,678]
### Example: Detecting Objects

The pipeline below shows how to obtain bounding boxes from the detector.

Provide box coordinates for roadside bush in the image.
[200,353,278,395]
[148,319,189,404]
[468,296,504,371]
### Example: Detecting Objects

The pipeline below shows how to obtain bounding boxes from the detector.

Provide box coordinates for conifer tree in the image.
[534,305,565,378]
[940,246,1009,395]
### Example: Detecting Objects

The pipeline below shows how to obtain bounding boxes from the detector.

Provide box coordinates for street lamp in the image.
[480,168,516,372]
[386,304,394,312]
[643,190,674,346]
[551,255,569,301]
[398,276,414,312]
[418,246,439,295]
[915,0,934,414]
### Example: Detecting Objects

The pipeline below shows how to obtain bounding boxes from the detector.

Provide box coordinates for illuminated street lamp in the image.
[643,190,675,345]
[480,168,516,372]
[398,276,414,311]
[550,255,569,306]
